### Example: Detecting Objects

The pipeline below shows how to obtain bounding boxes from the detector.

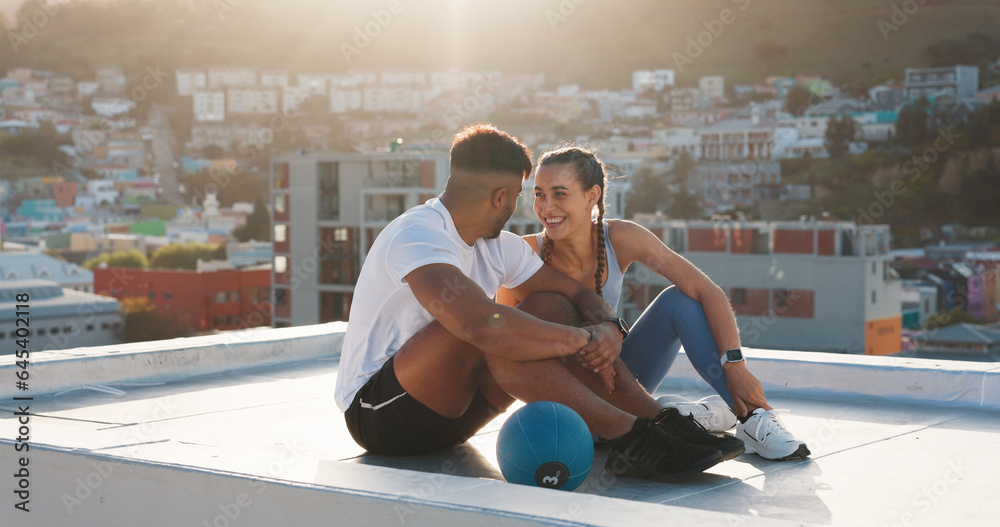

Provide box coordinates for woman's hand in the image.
[723,361,771,418]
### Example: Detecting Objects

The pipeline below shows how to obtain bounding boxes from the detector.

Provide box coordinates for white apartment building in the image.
[632,69,676,92]
[207,67,258,89]
[193,90,226,122]
[282,85,313,115]
[904,65,979,100]
[226,87,279,115]
[362,86,421,113]
[176,68,208,96]
[699,76,726,100]
[380,70,427,86]
[270,151,450,327]
[622,218,902,355]
[260,70,290,89]
[330,89,363,114]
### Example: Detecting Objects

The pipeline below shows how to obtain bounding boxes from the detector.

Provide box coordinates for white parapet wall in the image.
[0,323,346,399]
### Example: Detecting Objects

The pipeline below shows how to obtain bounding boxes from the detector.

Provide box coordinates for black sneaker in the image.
[654,407,745,461]
[606,418,723,482]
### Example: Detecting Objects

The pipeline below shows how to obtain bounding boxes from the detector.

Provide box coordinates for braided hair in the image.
[537,146,608,296]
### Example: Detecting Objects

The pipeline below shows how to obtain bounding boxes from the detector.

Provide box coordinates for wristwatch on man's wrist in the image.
[720,348,745,366]
[602,317,629,339]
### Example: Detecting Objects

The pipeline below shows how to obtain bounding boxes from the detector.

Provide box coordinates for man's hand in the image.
[577,323,622,393]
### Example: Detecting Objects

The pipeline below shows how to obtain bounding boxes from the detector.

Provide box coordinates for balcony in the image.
[2,325,998,526]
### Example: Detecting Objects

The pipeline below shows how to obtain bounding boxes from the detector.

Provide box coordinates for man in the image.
[335,124,740,481]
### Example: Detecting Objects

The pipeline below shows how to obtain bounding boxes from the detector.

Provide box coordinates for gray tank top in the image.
[533,222,624,312]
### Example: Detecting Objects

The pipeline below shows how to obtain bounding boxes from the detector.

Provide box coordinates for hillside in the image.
[0,0,997,89]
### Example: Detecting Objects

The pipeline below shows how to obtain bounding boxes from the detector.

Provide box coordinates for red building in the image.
[94,266,272,333]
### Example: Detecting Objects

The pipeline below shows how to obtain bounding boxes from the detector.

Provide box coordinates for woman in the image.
[498,146,809,461]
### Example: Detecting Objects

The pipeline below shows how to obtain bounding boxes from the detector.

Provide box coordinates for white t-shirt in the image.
[334,198,543,411]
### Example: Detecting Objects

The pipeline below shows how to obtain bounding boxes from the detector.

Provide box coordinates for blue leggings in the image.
[619,286,735,407]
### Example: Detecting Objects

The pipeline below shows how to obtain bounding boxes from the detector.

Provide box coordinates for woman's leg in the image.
[619,286,735,406]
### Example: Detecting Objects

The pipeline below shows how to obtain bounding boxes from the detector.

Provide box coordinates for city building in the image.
[93,265,272,333]
[0,279,120,354]
[689,161,782,211]
[699,75,725,100]
[0,253,94,291]
[621,218,902,355]
[904,65,979,100]
[270,150,450,327]
[868,84,907,111]
[193,90,226,122]
[226,87,279,116]
[175,68,208,96]
[207,67,258,89]
[632,69,675,92]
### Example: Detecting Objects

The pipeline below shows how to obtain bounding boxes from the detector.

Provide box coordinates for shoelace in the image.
[632,423,681,464]
[750,409,791,441]
[657,409,710,441]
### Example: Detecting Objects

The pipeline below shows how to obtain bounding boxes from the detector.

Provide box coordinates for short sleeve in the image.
[385,223,463,284]
[497,232,543,289]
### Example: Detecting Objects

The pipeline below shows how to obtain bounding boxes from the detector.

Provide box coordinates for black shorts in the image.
[344,356,501,456]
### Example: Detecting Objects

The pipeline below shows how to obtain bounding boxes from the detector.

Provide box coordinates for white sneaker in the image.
[736,408,810,461]
[656,394,738,433]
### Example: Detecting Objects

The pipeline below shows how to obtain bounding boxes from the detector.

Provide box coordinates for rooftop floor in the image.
[2,325,999,526]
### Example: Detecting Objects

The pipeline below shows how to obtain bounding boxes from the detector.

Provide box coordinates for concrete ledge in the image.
[662,347,1000,411]
[3,442,797,527]
[0,323,346,398]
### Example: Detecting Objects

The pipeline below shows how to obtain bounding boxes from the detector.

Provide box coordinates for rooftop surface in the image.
[2,324,999,526]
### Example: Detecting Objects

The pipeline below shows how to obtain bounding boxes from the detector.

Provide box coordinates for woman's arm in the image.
[609,220,769,415]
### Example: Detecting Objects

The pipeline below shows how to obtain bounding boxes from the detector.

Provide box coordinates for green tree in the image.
[83,250,149,270]
[119,297,193,343]
[895,98,930,146]
[233,196,271,242]
[150,242,226,270]
[966,108,992,151]
[202,144,225,159]
[784,85,814,117]
[824,114,857,158]
[668,185,703,220]
[625,165,669,218]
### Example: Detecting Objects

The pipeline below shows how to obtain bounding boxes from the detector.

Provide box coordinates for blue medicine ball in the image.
[496,401,594,491]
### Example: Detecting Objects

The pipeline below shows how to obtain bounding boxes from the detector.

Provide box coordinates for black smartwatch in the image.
[720,348,745,366]
[602,317,629,339]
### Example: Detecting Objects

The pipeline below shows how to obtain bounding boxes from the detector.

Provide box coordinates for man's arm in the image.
[406,263,591,361]
[505,263,625,391]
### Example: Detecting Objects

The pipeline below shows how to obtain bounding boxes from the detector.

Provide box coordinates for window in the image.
[149,291,156,299]
[274,256,288,274]
[274,194,287,214]
[318,161,340,220]
[51,327,59,335]
[86,325,94,331]
[731,288,747,306]
[334,228,348,242]
[872,290,877,304]
[165,292,173,300]
[274,288,288,306]
[274,224,287,243]
[775,289,791,310]
[228,291,241,302]
[38,328,46,336]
